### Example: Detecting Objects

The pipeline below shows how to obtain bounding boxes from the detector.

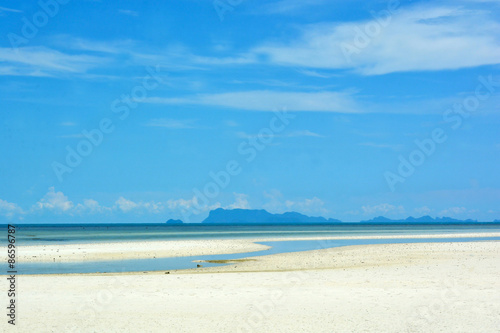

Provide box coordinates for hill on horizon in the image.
[360,216,479,223]
[166,209,493,224]
[201,208,342,224]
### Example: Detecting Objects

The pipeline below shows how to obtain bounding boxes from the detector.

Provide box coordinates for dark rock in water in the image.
[197,264,203,268]
[166,219,183,224]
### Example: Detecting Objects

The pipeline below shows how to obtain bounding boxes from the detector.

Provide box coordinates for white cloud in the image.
[166,197,198,211]
[0,199,23,217]
[0,46,108,76]
[34,187,74,212]
[75,199,110,214]
[144,90,359,113]
[414,206,432,215]
[114,197,140,212]
[252,6,500,74]
[262,189,285,213]
[362,203,405,215]
[263,190,327,215]
[440,206,468,216]
[111,196,222,216]
[226,193,250,209]
[114,197,165,213]
[142,201,164,214]
[285,197,328,214]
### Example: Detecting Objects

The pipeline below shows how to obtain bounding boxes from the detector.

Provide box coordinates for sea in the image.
[2,223,500,275]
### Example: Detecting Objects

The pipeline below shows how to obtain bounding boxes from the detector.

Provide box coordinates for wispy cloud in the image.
[224,120,239,127]
[0,199,24,218]
[296,68,339,78]
[0,6,22,13]
[236,129,324,139]
[439,206,469,216]
[287,130,324,138]
[362,203,405,215]
[0,46,108,76]
[225,193,250,209]
[263,189,328,215]
[52,36,136,54]
[118,9,138,16]
[144,90,359,113]
[414,206,432,215]
[252,6,500,74]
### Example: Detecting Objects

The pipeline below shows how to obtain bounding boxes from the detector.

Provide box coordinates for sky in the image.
[0,0,500,223]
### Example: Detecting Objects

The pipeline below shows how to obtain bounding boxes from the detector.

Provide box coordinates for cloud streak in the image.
[0,6,22,13]
[144,90,359,113]
[0,46,108,77]
[252,6,500,75]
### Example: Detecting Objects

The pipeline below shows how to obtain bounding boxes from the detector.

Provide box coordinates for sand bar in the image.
[13,239,271,263]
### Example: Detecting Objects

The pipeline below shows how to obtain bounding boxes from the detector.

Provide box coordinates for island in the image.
[360,216,479,223]
[201,208,342,224]
[165,219,184,224]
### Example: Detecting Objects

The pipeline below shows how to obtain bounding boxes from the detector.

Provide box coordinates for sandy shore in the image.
[14,239,271,262]
[12,232,500,263]
[5,237,500,332]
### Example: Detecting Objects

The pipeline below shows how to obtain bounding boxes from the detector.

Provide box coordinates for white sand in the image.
[5,237,500,332]
[15,239,270,262]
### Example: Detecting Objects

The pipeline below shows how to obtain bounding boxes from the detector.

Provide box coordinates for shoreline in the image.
[10,231,500,263]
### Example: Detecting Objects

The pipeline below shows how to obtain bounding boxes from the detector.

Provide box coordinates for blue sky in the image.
[1,0,500,222]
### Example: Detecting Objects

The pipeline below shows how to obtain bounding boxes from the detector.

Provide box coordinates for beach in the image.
[4,235,500,332]
[16,232,500,263]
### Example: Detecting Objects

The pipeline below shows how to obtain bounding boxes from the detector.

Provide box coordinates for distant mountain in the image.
[360,215,478,223]
[167,210,498,224]
[165,219,184,224]
[202,208,342,224]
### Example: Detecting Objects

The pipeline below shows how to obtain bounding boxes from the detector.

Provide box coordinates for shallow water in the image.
[4,223,500,245]
[9,236,500,275]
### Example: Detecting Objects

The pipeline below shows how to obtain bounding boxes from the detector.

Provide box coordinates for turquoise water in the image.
[2,224,499,275]
[4,223,500,245]
[8,237,500,275]
[0,223,500,274]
